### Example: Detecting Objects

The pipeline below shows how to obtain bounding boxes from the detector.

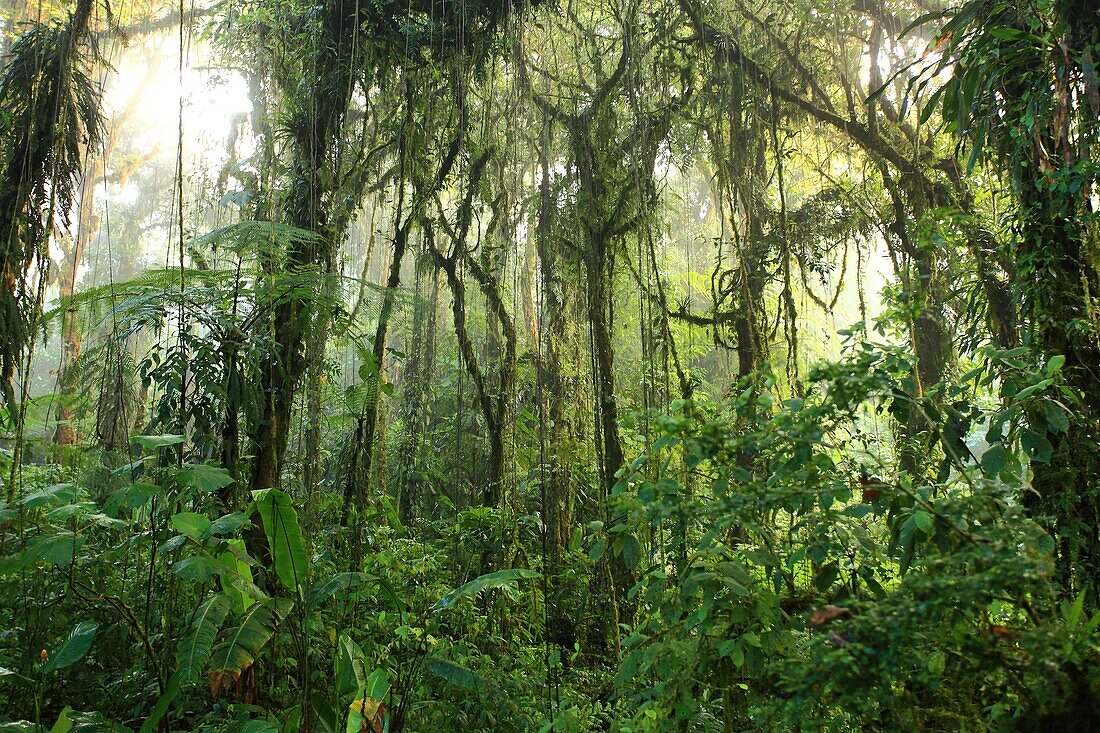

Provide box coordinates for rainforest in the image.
[0,0,1098,729]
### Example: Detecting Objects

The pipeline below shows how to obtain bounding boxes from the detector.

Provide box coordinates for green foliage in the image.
[252,488,309,590]
[608,341,1100,730]
[0,0,103,412]
[433,569,542,612]
[38,622,97,675]
[4,0,1100,731]
[208,597,295,680]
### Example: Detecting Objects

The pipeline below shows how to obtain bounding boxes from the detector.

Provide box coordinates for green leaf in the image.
[173,556,219,582]
[252,488,309,590]
[104,482,159,517]
[1044,400,1070,434]
[309,572,376,610]
[177,464,234,493]
[140,673,181,733]
[131,434,185,450]
[620,534,641,570]
[1020,430,1053,463]
[335,634,366,699]
[433,569,541,612]
[48,707,73,733]
[980,444,1007,477]
[206,512,251,538]
[142,593,232,733]
[218,541,260,613]
[913,510,934,534]
[429,658,485,691]
[39,621,98,674]
[208,597,293,678]
[24,533,83,568]
[927,650,946,675]
[21,484,77,509]
[365,667,388,700]
[178,593,233,681]
[813,562,839,591]
[170,512,211,539]
[237,722,279,733]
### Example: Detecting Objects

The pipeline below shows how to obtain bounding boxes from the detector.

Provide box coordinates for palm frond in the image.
[0,0,104,411]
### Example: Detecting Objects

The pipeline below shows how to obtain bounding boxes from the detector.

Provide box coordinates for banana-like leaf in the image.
[178,593,233,681]
[335,634,366,699]
[208,597,293,682]
[140,592,234,733]
[48,707,72,733]
[429,658,485,691]
[38,621,97,674]
[308,572,376,610]
[433,569,541,612]
[218,540,258,614]
[252,488,309,590]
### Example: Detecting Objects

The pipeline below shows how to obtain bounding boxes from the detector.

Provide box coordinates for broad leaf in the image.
[39,621,97,674]
[178,593,234,680]
[21,484,77,509]
[170,512,211,539]
[335,634,366,699]
[309,572,375,610]
[177,464,234,494]
[429,658,484,691]
[433,569,541,612]
[208,597,293,682]
[252,488,309,590]
[131,434,185,450]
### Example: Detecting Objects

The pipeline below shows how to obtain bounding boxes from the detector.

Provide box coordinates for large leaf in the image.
[131,434,185,451]
[433,569,541,612]
[178,593,233,681]
[24,532,83,568]
[308,572,376,610]
[218,540,258,613]
[140,674,181,733]
[104,482,159,518]
[177,464,234,494]
[207,512,251,538]
[335,634,366,699]
[208,597,293,682]
[48,707,72,733]
[21,483,77,509]
[252,488,308,590]
[141,593,233,733]
[346,668,390,733]
[429,658,485,691]
[39,621,97,674]
[170,512,211,539]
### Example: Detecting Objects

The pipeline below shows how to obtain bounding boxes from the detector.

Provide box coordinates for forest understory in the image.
[1,0,1099,730]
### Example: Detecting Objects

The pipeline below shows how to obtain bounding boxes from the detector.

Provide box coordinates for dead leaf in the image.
[808,605,852,628]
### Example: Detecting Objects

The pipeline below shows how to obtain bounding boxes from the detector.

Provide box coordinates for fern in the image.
[194,221,322,261]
